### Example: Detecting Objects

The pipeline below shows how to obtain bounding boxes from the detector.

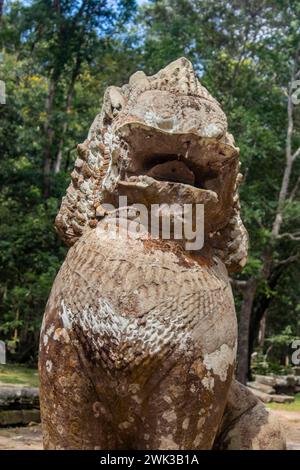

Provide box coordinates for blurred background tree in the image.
[0,0,299,378]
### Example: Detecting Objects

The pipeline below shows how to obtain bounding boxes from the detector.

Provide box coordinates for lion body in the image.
[39,224,237,449]
[39,57,286,450]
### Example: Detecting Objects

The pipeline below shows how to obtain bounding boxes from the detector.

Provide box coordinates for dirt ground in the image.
[269,409,300,450]
[0,423,42,450]
[0,410,299,450]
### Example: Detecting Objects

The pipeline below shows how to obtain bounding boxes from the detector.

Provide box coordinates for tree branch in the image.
[276,232,300,241]
[230,278,249,290]
[271,44,300,239]
[289,175,300,201]
[292,146,300,161]
[274,253,299,267]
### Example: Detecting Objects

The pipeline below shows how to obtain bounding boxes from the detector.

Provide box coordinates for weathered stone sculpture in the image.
[39,58,285,450]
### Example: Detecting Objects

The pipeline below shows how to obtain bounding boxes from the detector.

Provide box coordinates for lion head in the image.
[55,57,248,272]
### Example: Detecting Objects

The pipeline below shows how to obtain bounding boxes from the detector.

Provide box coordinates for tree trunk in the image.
[236,280,257,384]
[54,53,81,173]
[248,254,298,372]
[258,313,266,349]
[239,61,300,378]
[54,78,76,174]
[43,78,56,197]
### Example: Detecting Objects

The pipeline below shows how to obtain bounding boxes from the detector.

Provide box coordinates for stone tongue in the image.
[146,160,195,186]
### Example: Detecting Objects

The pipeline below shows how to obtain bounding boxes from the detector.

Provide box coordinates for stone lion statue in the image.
[39,58,285,450]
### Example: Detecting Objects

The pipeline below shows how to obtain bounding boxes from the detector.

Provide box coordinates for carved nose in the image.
[156,116,175,130]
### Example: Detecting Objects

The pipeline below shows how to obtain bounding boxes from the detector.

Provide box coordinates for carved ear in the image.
[211,172,248,273]
[55,113,108,246]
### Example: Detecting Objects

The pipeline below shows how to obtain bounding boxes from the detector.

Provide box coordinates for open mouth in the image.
[117,124,237,203]
[147,156,196,185]
[126,152,221,190]
[99,124,240,235]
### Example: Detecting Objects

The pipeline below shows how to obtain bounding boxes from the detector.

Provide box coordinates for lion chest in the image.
[56,232,237,372]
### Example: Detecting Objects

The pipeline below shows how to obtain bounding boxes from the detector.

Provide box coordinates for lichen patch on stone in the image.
[203,344,236,382]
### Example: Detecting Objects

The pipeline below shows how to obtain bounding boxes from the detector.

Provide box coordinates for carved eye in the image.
[105,86,125,119]
[112,102,122,116]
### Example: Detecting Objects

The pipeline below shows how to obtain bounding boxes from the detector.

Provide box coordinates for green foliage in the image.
[251,351,293,376]
[251,324,300,375]
[0,364,39,387]
[267,393,300,412]
[0,0,138,363]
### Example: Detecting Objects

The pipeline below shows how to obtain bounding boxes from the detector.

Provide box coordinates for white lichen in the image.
[202,375,215,392]
[45,360,52,373]
[60,300,74,329]
[203,344,236,382]
[182,417,189,430]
